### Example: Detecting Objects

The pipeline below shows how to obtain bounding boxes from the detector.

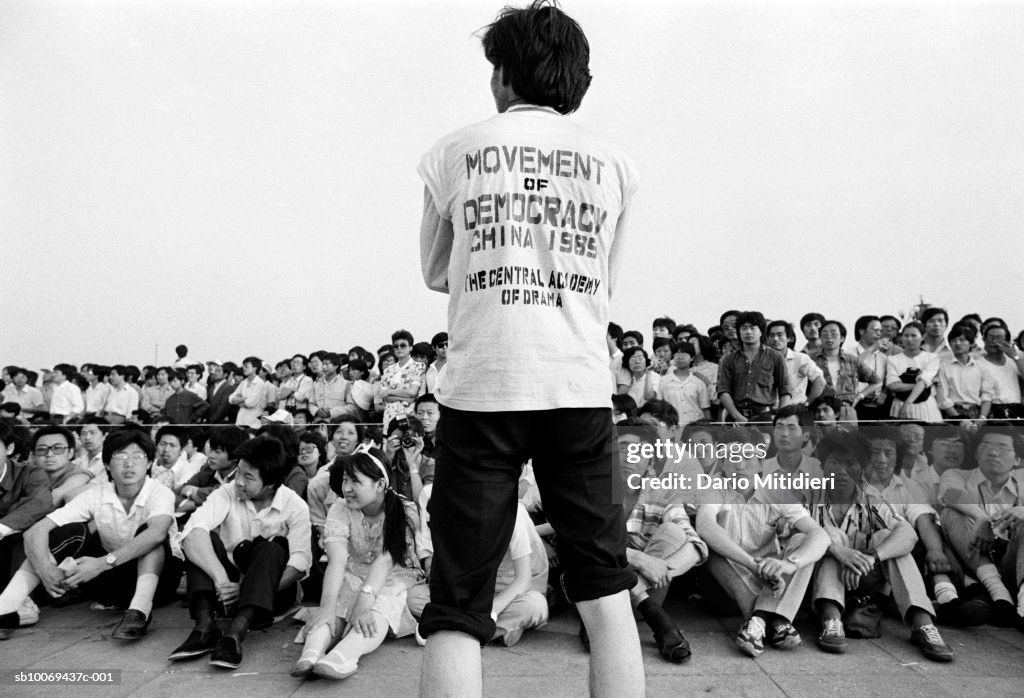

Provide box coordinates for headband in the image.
[364,452,390,488]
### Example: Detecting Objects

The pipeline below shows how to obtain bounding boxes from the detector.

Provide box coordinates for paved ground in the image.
[2,592,1023,697]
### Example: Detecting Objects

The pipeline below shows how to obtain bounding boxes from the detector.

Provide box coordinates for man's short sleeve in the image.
[147,481,175,520]
[47,486,101,528]
[417,144,451,221]
[181,484,232,538]
[507,505,533,561]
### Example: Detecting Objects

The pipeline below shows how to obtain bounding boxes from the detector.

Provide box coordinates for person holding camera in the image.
[383,416,432,503]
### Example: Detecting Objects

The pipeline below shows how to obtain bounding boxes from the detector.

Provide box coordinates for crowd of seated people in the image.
[1,308,1023,677]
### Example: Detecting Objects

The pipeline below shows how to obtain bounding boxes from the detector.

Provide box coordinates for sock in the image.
[321,611,388,666]
[977,564,1013,604]
[0,569,40,615]
[0,611,19,629]
[227,606,255,641]
[932,577,958,605]
[128,573,159,618]
[636,598,674,636]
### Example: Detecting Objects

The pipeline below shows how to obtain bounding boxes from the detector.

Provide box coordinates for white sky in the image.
[3,0,1023,369]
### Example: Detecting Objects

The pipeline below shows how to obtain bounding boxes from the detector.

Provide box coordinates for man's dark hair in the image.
[175,345,188,358]
[481,0,591,115]
[772,404,813,429]
[637,398,679,428]
[652,316,676,333]
[155,425,188,448]
[31,425,76,452]
[922,424,967,463]
[652,336,672,353]
[821,319,847,341]
[766,320,796,348]
[879,314,902,331]
[959,313,982,326]
[391,329,414,346]
[948,322,977,345]
[859,423,908,466]
[920,307,949,327]
[242,356,262,370]
[719,310,740,327]
[186,363,205,378]
[415,393,439,410]
[234,434,289,487]
[809,394,843,417]
[816,430,871,467]
[735,311,766,338]
[669,340,695,357]
[53,363,77,379]
[973,422,1024,459]
[102,427,156,465]
[208,426,249,460]
[611,393,638,422]
[348,358,369,380]
[853,315,880,341]
[430,332,449,348]
[622,329,644,347]
[799,312,825,330]
[321,352,342,368]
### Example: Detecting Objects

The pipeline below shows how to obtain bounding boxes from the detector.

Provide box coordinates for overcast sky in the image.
[3,0,1022,370]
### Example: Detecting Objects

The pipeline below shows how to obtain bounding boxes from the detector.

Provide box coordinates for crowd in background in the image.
[1,307,1024,676]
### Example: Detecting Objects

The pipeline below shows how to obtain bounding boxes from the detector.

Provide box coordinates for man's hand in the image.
[924,549,952,574]
[635,553,670,588]
[757,557,796,581]
[37,562,68,598]
[970,518,995,554]
[63,556,108,588]
[841,566,862,591]
[831,546,875,576]
[215,581,241,605]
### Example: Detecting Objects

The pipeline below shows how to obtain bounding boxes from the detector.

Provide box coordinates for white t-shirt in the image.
[419,105,638,411]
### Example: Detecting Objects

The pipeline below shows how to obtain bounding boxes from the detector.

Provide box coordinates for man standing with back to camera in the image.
[416,2,643,695]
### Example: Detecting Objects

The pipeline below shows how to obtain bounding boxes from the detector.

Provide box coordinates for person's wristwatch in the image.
[104,553,118,568]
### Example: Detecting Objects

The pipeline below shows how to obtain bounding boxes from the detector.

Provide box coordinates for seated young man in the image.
[30,426,93,508]
[0,422,53,632]
[859,425,988,627]
[77,417,109,484]
[176,427,249,516]
[939,423,1024,628]
[0,428,177,640]
[170,434,311,669]
[763,405,823,502]
[695,427,829,657]
[658,341,711,429]
[618,423,705,664]
[151,425,202,495]
[807,431,953,661]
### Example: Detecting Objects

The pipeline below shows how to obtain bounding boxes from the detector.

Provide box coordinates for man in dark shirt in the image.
[717,311,791,422]
[0,421,54,589]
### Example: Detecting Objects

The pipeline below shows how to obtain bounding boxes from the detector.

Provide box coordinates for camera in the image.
[394,416,418,449]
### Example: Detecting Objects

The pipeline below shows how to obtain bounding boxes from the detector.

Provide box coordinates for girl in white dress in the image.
[885,322,943,422]
[291,448,423,680]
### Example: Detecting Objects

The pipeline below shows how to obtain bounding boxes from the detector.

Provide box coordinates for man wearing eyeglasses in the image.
[0,422,53,606]
[0,428,177,641]
[939,424,1024,628]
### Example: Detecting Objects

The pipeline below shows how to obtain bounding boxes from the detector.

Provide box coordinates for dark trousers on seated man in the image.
[185,533,297,629]
[0,535,26,589]
[45,522,179,608]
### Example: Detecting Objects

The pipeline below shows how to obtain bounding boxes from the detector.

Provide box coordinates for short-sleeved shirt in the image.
[182,482,312,573]
[785,348,824,405]
[716,346,791,406]
[938,468,1024,519]
[660,371,710,427]
[48,477,174,552]
[418,105,638,412]
[761,454,824,501]
[806,488,904,552]
[862,475,936,527]
[698,486,809,558]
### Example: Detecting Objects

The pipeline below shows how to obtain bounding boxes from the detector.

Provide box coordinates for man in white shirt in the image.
[185,365,208,401]
[82,365,111,417]
[311,353,357,421]
[0,368,45,419]
[229,357,268,428]
[852,315,891,422]
[767,320,825,406]
[0,429,176,640]
[103,366,140,424]
[277,355,314,413]
[47,364,84,424]
[171,435,311,669]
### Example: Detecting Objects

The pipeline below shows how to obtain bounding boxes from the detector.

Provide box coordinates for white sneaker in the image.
[414,624,427,647]
[313,653,358,680]
[18,598,39,626]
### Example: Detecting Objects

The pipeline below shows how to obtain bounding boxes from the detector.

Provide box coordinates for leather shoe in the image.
[112,609,151,640]
[168,627,223,661]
